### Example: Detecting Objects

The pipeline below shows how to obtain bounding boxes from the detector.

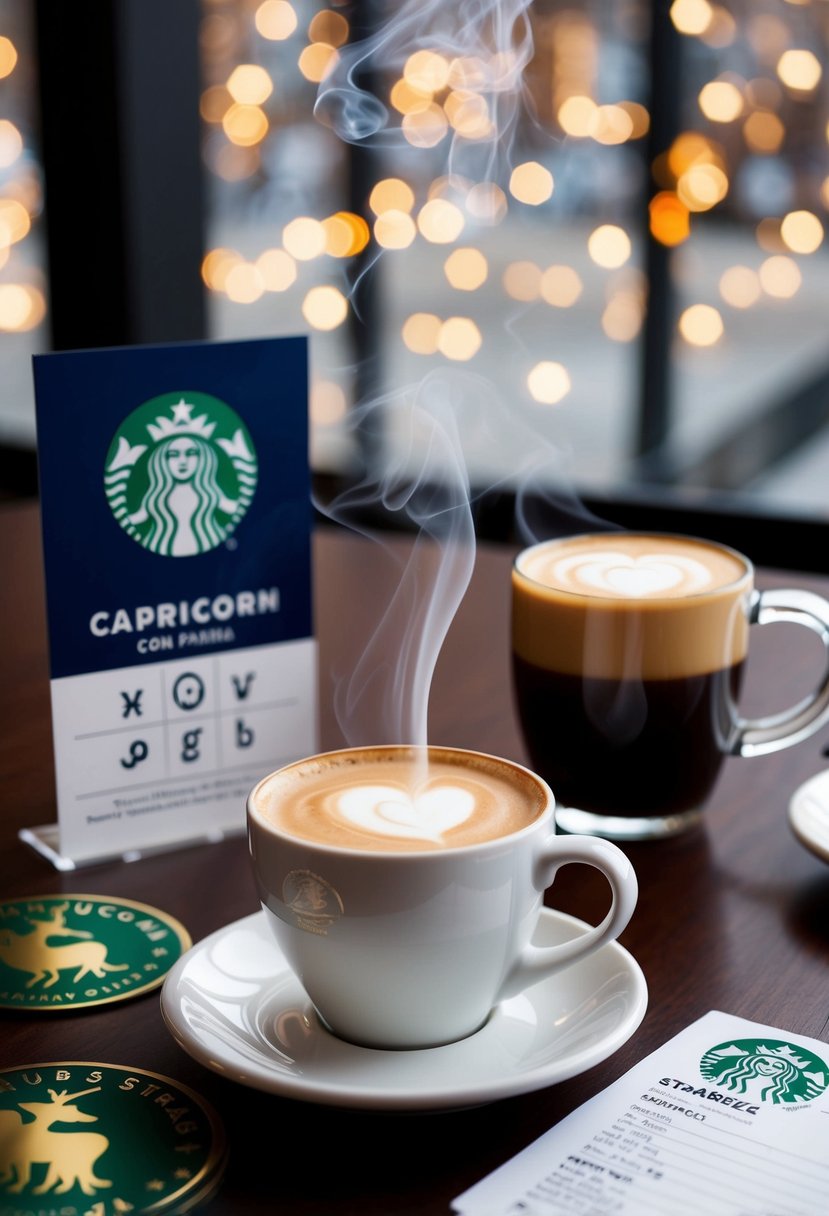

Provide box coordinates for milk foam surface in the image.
[518,534,745,600]
[513,533,752,679]
[252,748,545,852]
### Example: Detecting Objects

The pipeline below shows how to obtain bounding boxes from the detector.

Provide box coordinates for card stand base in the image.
[19,822,246,872]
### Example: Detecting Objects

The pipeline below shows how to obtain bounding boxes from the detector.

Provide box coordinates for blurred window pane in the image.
[0,0,45,449]
[5,0,807,526]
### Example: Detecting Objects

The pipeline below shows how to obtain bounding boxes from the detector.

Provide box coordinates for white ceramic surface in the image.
[789,769,829,863]
[160,908,648,1112]
[247,747,638,1049]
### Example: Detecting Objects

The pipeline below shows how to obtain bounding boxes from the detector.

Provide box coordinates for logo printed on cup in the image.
[282,870,344,935]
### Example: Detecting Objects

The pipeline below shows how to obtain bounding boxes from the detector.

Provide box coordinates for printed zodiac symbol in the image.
[0,903,129,989]
[120,739,149,769]
[0,1085,112,1196]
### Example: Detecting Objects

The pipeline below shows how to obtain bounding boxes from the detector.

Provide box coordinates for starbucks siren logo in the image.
[700,1038,829,1105]
[104,391,257,556]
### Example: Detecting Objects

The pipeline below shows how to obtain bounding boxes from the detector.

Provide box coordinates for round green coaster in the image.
[0,1062,226,1215]
[0,895,192,1011]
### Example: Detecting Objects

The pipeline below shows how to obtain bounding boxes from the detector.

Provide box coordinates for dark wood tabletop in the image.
[3,499,829,1215]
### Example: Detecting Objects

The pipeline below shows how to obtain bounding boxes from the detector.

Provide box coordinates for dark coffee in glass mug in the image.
[511,533,829,840]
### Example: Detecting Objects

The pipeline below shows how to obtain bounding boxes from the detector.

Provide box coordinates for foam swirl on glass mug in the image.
[247,745,638,1050]
[512,532,829,841]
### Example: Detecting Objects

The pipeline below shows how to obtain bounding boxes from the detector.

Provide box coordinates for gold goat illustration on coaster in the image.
[0,902,129,989]
[0,1085,112,1196]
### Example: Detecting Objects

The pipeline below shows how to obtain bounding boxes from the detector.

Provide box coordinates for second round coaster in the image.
[0,1061,226,1214]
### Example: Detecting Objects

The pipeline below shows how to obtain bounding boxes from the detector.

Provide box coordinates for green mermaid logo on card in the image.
[700,1038,828,1105]
[104,391,258,556]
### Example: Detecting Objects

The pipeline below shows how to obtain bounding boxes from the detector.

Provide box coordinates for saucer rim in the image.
[789,769,829,864]
[160,907,648,1111]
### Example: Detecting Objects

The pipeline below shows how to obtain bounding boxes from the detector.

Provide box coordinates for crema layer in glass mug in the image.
[512,533,753,839]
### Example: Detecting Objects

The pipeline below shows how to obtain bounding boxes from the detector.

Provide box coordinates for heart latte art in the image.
[253,750,545,852]
[337,784,475,843]
[517,533,746,601]
[551,550,712,598]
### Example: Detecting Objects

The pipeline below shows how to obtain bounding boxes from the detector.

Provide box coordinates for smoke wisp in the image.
[310,0,615,752]
[314,0,536,183]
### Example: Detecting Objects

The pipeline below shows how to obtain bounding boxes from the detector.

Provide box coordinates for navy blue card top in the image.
[34,335,311,679]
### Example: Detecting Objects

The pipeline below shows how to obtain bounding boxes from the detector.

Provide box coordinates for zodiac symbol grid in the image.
[47,639,317,861]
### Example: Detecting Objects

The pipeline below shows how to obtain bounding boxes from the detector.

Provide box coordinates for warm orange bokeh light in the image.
[369,178,415,216]
[743,110,785,154]
[509,161,554,205]
[308,10,349,48]
[298,43,339,82]
[437,316,482,361]
[256,248,297,291]
[588,225,632,268]
[222,103,269,146]
[302,285,349,330]
[679,304,723,346]
[201,247,243,291]
[0,199,30,246]
[227,64,273,105]
[404,50,450,94]
[540,265,583,308]
[310,379,348,427]
[649,192,691,246]
[0,37,17,80]
[444,247,488,291]
[283,216,326,260]
[323,212,371,257]
[0,284,44,331]
[502,261,542,301]
[374,209,417,249]
[255,0,298,40]
[402,105,449,148]
[402,312,442,354]
[527,361,571,404]
[670,0,713,36]
[417,199,464,243]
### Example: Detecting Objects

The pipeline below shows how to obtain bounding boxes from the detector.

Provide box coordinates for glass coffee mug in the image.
[511,532,829,841]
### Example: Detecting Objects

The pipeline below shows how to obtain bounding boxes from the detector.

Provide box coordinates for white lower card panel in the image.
[43,637,318,864]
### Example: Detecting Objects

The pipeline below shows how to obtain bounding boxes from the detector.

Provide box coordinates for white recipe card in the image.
[30,335,317,866]
[453,1010,829,1216]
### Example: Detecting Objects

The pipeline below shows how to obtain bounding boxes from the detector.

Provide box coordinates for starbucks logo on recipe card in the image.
[700,1038,829,1105]
[104,391,257,556]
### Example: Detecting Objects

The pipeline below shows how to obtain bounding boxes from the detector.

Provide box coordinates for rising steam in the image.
[313,370,610,749]
[314,372,476,748]
[310,0,612,751]
[314,0,536,181]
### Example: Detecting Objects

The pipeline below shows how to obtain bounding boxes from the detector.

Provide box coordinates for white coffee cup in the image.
[246,744,638,1050]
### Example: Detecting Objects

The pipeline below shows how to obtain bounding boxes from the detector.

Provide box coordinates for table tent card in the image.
[27,335,316,868]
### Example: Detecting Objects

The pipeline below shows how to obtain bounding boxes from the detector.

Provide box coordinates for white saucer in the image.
[789,769,829,863]
[160,908,647,1112]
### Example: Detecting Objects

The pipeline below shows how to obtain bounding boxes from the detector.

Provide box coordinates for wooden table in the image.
[3,500,829,1215]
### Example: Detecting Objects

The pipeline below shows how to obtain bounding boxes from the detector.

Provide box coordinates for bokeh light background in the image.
[4,0,829,509]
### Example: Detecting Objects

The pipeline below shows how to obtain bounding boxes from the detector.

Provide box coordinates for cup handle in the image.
[732,588,829,758]
[497,836,638,1001]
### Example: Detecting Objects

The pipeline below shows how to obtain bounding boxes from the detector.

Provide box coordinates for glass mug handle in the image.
[733,588,829,757]
[497,836,638,1001]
